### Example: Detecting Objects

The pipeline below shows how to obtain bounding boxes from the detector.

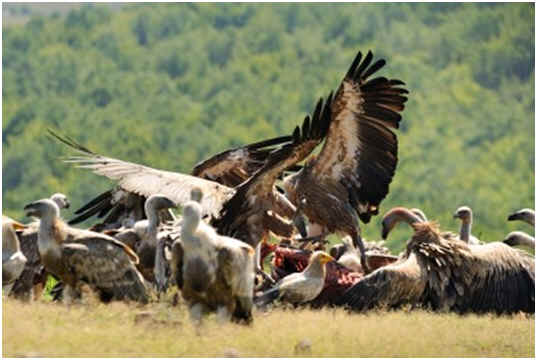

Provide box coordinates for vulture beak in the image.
[321,254,335,264]
[507,213,520,221]
[452,212,460,219]
[64,200,71,209]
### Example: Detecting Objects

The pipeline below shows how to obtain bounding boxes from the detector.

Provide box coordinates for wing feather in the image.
[312,50,408,218]
[49,130,234,218]
[191,135,293,187]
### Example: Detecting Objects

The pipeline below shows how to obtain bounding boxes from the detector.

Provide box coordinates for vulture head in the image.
[507,208,535,224]
[453,206,472,222]
[50,193,70,209]
[144,194,177,214]
[381,207,422,240]
[24,199,59,220]
[503,231,535,248]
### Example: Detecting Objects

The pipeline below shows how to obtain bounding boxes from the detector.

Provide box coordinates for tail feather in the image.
[254,287,280,307]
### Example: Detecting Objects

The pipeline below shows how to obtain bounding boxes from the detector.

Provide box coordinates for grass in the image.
[2,293,534,357]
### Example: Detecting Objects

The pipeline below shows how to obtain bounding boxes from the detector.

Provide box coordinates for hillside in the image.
[2,3,534,252]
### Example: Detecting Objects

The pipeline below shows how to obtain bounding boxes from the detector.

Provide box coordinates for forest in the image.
[2,3,534,253]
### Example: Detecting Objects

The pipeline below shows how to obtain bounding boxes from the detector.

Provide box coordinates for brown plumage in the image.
[339,222,535,314]
[282,50,408,273]
[23,199,148,304]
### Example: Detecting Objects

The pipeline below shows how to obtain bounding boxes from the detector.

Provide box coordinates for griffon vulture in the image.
[338,222,535,314]
[280,50,408,273]
[23,199,148,304]
[10,193,71,300]
[177,200,255,324]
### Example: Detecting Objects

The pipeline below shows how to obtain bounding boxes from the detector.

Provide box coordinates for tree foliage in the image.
[2,3,534,252]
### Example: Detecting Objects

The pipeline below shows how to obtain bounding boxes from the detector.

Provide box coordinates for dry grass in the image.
[3,294,534,357]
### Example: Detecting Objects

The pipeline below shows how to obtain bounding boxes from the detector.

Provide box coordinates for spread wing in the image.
[192,135,294,187]
[312,50,408,221]
[49,130,234,219]
[212,96,332,240]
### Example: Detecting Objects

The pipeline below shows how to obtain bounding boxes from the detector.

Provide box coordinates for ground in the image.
[2,293,534,357]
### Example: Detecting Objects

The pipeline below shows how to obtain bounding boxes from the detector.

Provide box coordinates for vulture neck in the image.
[145,203,160,236]
[303,258,326,279]
[459,218,472,243]
[38,212,62,259]
[182,216,200,239]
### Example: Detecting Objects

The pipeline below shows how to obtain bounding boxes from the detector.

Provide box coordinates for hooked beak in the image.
[507,213,520,221]
[64,201,71,209]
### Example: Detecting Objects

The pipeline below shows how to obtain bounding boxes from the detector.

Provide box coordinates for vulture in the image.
[23,199,148,304]
[10,193,71,300]
[2,216,28,294]
[255,251,335,307]
[452,206,482,245]
[508,208,535,227]
[280,50,408,273]
[338,221,535,314]
[503,231,535,250]
[178,199,255,324]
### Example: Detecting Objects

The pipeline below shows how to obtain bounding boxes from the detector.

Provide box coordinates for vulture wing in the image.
[212,96,332,241]
[312,50,408,221]
[192,135,294,187]
[49,130,234,219]
[62,236,148,303]
[337,253,425,311]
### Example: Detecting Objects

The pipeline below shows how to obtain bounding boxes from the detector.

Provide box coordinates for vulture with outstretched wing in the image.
[277,50,408,273]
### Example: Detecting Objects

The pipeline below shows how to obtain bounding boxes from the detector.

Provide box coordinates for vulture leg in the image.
[154,237,168,295]
[351,231,370,274]
[255,238,276,285]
